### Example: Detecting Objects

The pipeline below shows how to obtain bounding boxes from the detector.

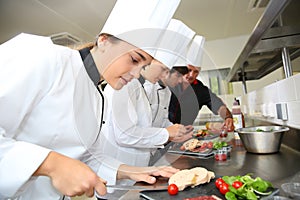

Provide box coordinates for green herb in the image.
[213,141,228,149]
[222,174,273,200]
[255,128,274,132]
[256,128,264,132]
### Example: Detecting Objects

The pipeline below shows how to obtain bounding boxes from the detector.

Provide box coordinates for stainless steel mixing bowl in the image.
[236,126,289,154]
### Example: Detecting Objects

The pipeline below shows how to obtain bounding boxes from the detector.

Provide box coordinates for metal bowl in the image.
[236,126,289,154]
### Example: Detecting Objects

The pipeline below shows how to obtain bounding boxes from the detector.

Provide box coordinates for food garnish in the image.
[215,174,273,200]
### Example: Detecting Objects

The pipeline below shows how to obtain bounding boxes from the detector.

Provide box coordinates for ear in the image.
[97,35,109,46]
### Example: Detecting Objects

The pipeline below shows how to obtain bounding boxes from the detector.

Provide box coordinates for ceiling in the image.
[0,0,265,44]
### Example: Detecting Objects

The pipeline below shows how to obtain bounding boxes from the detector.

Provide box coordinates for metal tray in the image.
[168,143,215,158]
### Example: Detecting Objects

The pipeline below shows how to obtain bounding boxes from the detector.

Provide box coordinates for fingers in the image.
[151,166,180,178]
[94,179,107,196]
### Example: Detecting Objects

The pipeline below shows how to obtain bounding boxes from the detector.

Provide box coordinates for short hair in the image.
[171,66,188,75]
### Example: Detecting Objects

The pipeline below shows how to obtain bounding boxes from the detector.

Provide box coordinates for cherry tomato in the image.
[168,184,179,195]
[232,180,243,189]
[215,177,224,189]
[219,182,229,195]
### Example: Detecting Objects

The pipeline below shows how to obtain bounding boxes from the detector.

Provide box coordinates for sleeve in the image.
[195,81,224,115]
[0,34,55,196]
[107,83,169,148]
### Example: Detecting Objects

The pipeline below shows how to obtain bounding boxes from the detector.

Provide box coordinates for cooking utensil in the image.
[236,126,289,154]
[106,184,168,191]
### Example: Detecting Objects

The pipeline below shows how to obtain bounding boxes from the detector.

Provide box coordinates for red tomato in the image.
[168,184,179,195]
[232,181,243,189]
[215,177,224,189]
[219,182,229,195]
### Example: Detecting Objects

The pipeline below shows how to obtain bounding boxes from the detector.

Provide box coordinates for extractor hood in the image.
[226,0,300,82]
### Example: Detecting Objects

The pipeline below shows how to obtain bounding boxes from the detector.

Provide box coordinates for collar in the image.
[138,75,146,86]
[192,79,198,85]
[158,80,166,89]
[79,48,101,86]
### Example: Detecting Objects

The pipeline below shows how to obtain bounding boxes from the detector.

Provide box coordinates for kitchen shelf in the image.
[226,0,300,82]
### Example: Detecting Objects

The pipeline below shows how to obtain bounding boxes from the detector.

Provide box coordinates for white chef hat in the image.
[153,19,195,69]
[186,35,206,66]
[173,35,205,67]
[100,0,181,57]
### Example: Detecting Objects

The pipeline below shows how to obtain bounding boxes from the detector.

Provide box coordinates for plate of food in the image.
[168,138,215,158]
[192,128,220,140]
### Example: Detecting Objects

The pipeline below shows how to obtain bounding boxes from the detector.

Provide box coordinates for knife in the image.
[106,184,169,191]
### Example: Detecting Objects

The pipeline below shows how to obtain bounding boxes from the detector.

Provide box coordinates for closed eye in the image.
[131,56,138,64]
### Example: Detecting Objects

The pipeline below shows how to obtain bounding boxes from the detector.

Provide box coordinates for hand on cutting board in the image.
[117,165,179,184]
[33,151,107,197]
[167,124,193,143]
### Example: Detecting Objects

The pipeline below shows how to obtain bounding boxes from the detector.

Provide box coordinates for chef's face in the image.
[185,64,200,84]
[143,59,169,84]
[96,35,153,90]
[164,71,183,88]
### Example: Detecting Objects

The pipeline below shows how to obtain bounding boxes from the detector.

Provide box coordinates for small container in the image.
[214,148,227,161]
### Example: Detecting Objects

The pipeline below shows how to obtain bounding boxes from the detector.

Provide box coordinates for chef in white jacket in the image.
[0,0,181,199]
[100,20,195,183]
[145,67,189,128]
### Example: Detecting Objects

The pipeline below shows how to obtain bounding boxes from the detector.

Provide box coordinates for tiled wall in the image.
[240,73,300,129]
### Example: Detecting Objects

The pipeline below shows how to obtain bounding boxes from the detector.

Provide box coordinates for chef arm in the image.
[33,151,107,197]
[217,105,234,132]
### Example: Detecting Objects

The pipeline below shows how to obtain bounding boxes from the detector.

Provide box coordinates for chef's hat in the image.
[186,35,206,66]
[100,0,181,57]
[173,35,205,67]
[153,19,195,69]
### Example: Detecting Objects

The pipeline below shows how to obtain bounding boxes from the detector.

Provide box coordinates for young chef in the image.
[144,65,194,166]
[169,35,234,131]
[0,0,182,199]
[99,19,195,185]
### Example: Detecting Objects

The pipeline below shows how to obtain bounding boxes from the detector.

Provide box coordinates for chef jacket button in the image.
[102,121,105,124]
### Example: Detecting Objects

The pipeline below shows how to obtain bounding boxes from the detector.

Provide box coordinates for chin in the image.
[113,83,123,90]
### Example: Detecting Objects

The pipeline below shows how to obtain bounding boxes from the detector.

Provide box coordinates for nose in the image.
[130,66,142,79]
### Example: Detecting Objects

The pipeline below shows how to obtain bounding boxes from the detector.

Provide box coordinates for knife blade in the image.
[106,184,169,191]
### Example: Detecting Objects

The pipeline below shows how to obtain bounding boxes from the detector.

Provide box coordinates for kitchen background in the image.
[1,0,300,131]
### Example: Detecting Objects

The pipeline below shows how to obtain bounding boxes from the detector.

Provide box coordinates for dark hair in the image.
[171,66,188,75]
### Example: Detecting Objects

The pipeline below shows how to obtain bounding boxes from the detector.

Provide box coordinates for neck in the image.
[182,81,190,90]
[90,47,103,82]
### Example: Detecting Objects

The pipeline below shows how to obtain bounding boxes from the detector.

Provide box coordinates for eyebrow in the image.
[135,51,147,61]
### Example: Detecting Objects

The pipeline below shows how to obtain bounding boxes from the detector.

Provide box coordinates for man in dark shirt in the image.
[169,65,234,131]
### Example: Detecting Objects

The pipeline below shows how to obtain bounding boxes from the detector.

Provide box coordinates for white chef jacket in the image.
[0,33,122,199]
[143,81,173,128]
[100,79,169,171]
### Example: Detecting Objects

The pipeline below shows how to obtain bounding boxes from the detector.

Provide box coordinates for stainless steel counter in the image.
[116,133,300,200]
